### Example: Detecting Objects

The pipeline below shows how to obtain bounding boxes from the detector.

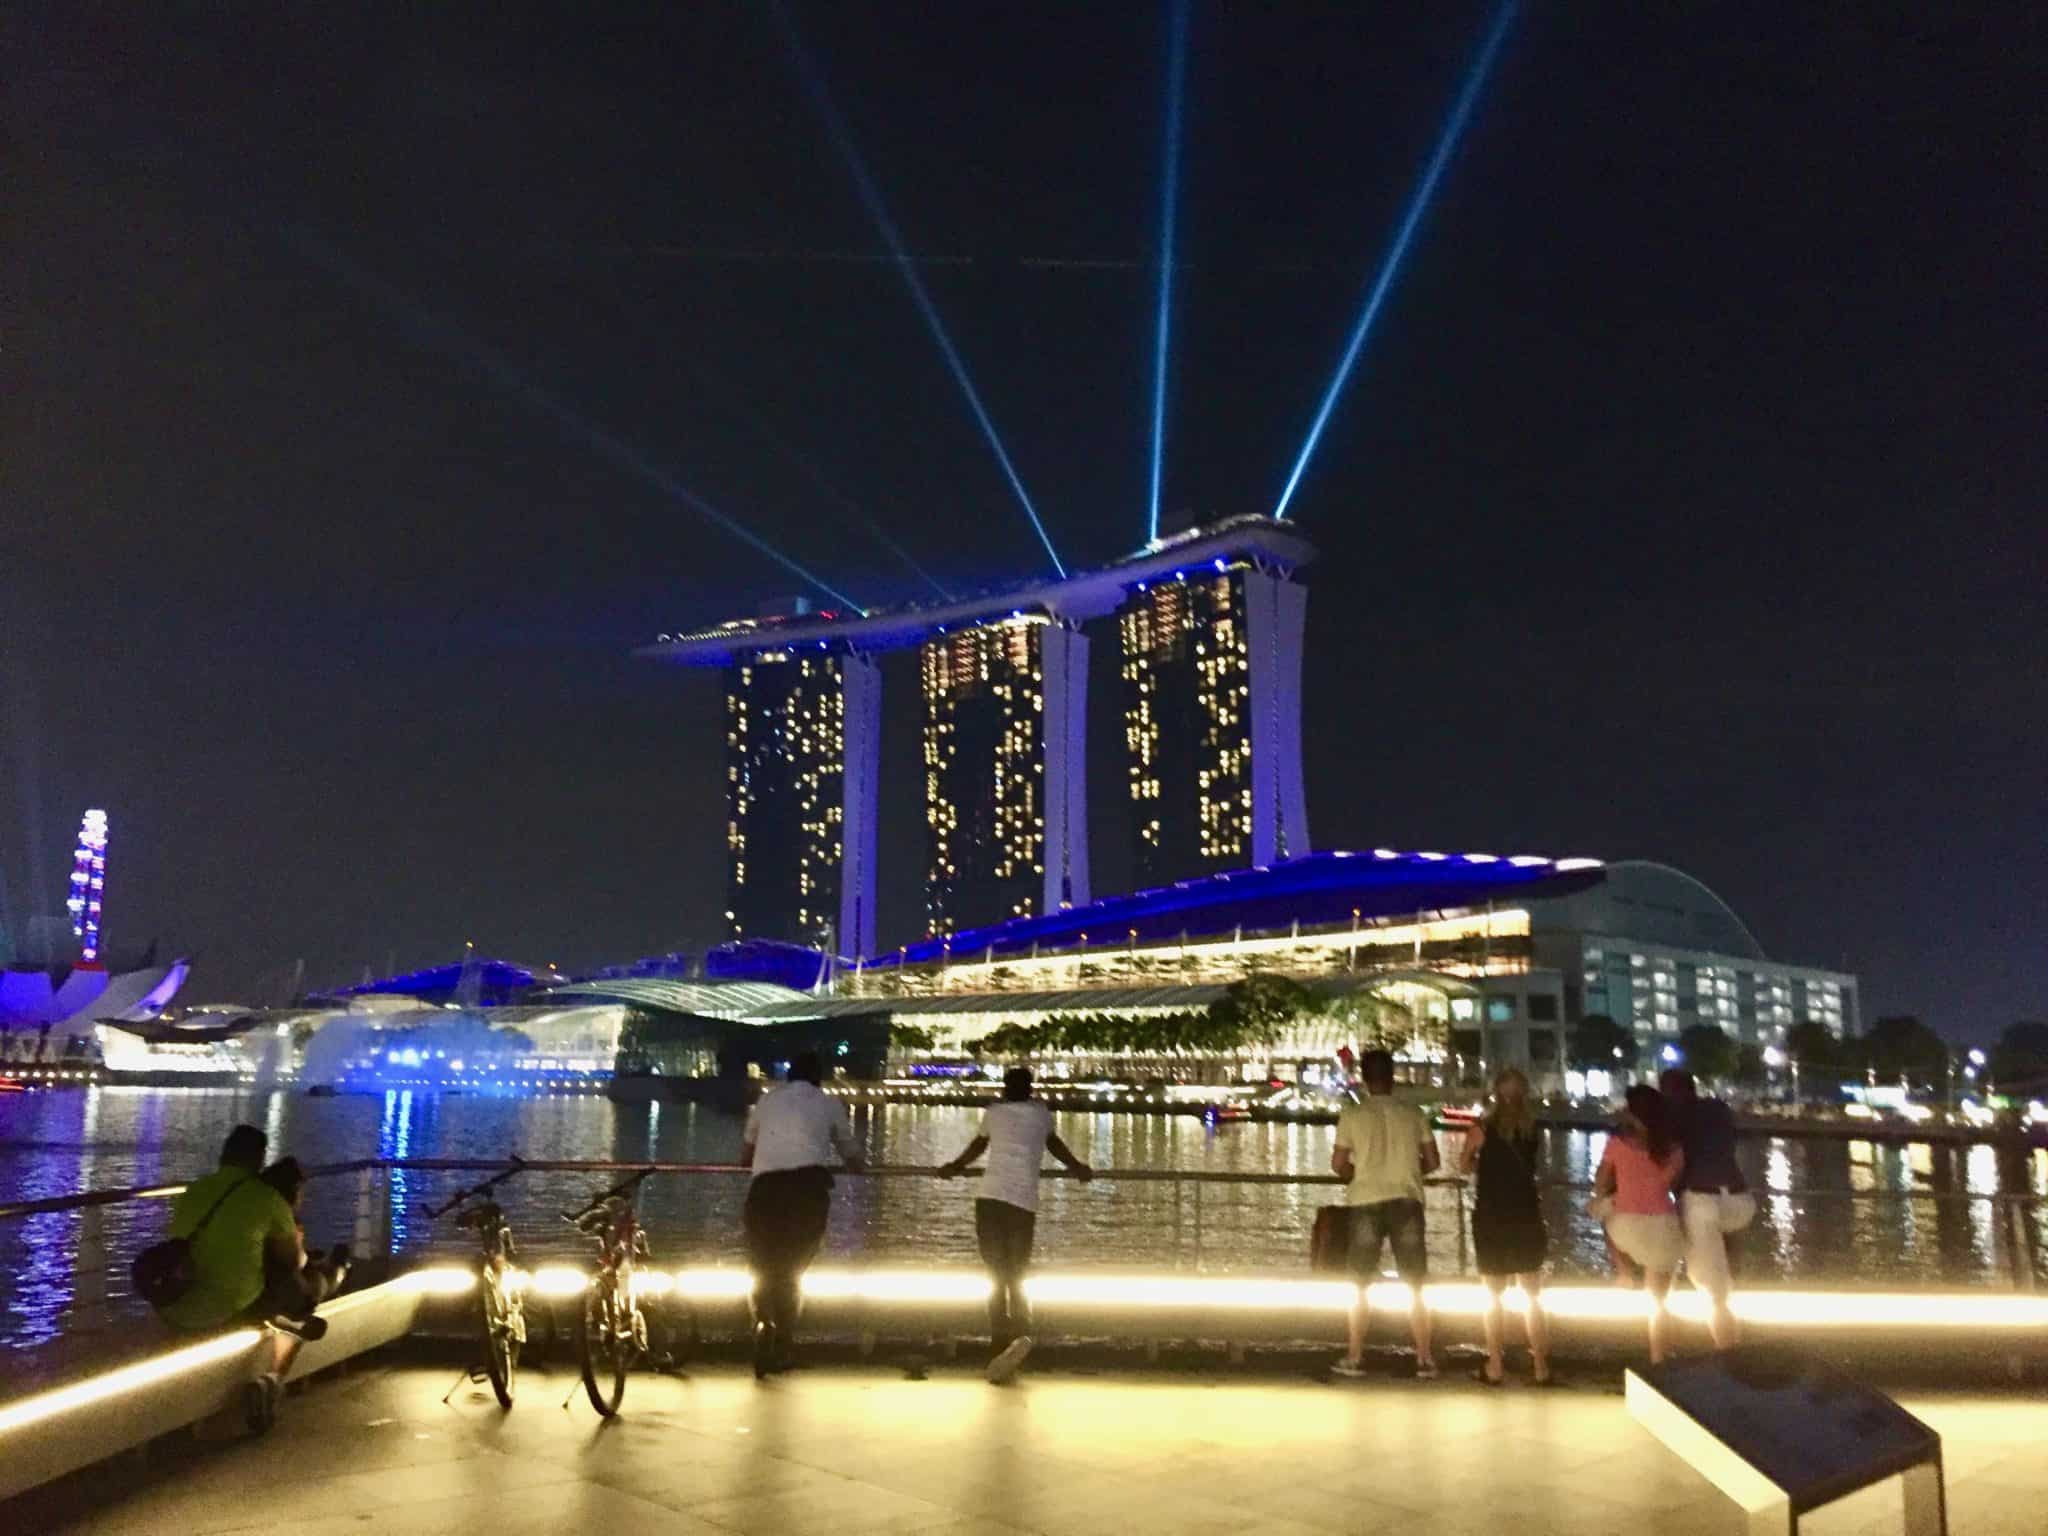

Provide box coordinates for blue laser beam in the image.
[288,230,865,613]
[1146,0,1190,546]
[1271,0,1519,522]
[699,372,956,600]
[768,0,1066,578]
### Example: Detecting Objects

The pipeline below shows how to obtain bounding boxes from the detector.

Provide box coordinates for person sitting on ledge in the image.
[159,1124,330,1431]
[256,1157,352,1329]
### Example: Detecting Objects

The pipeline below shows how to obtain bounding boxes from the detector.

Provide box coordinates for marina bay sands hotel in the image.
[641,516,1314,958]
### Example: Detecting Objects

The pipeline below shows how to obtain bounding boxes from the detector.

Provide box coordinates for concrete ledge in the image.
[0,1273,437,1503]
[6,1267,2040,1506]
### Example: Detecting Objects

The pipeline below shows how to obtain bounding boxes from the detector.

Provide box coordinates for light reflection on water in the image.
[2,1087,2044,1367]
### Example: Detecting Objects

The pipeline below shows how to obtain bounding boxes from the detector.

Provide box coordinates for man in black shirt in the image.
[1661,1068,1755,1349]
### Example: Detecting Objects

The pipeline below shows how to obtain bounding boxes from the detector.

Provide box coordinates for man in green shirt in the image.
[161,1124,304,1333]
[159,1125,309,1431]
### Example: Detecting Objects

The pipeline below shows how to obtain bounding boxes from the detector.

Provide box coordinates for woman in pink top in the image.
[1595,1084,1686,1362]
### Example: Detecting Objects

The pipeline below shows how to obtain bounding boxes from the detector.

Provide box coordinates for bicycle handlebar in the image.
[426,1155,529,1219]
[560,1165,657,1224]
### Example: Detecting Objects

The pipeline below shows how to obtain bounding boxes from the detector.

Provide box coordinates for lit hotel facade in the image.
[722,649,881,958]
[920,616,1089,936]
[1118,561,1309,885]
[644,517,1315,959]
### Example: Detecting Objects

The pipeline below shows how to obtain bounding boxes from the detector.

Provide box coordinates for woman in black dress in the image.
[1459,1067,1551,1384]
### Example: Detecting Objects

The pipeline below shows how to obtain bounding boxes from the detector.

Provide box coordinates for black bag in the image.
[1310,1204,1352,1274]
[132,1177,250,1311]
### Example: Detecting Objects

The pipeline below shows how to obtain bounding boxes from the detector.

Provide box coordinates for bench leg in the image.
[1900,1459,1946,1536]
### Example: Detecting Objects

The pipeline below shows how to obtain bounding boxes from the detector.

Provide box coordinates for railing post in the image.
[71,1202,108,1327]
[1454,1182,1470,1277]
[1171,1177,1184,1271]
[1191,1179,1204,1273]
[352,1167,378,1258]
[2008,1196,2037,1293]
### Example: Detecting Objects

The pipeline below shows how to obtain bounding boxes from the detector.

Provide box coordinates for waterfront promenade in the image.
[15,1358,2048,1535]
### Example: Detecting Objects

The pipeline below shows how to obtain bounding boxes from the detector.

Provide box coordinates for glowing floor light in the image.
[289,230,864,613]
[767,0,1066,578]
[1146,0,1191,546]
[1271,0,1520,522]
[0,1330,263,1435]
[401,1264,2048,1332]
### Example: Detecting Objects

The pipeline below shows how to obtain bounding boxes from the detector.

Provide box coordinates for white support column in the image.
[838,653,882,961]
[1041,624,1090,913]
[1244,569,1310,866]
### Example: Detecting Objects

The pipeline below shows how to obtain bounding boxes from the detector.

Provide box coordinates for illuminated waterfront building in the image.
[1118,561,1308,885]
[920,615,1088,936]
[812,851,1857,1088]
[724,649,881,957]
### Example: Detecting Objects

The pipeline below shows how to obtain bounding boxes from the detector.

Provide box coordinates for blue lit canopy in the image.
[872,849,1605,968]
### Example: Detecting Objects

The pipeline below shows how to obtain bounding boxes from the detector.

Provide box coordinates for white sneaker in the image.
[986,1337,1033,1384]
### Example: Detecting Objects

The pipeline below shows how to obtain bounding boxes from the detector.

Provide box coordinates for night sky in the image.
[3,5,2041,1039]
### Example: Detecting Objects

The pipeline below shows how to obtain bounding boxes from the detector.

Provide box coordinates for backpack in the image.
[132,1176,251,1310]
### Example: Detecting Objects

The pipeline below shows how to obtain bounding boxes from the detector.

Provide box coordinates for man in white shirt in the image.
[742,1051,863,1377]
[940,1066,1093,1383]
[1330,1049,1440,1380]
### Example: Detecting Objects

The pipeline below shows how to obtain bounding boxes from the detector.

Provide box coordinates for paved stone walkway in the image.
[18,1361,2048,1534]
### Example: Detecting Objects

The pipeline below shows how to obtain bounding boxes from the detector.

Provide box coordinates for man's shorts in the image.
[1348,1197,1427,1283]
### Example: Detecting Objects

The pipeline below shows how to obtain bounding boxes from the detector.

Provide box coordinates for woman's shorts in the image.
[1606,1211,1685,1273]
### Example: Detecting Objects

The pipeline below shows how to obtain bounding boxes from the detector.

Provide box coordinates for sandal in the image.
[1472,1364,1504,1387]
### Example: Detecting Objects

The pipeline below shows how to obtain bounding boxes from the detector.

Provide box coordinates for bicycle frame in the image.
[431,1160,529,1407]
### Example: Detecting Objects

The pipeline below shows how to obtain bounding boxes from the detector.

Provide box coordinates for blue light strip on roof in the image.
[875,848,1599,967]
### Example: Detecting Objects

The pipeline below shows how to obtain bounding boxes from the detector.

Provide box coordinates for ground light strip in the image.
[413,1267,2048,1329]
[0,1329,263,1435]
[7,1276,2042,1435]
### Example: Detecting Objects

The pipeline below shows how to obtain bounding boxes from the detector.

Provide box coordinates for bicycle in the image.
[429,1157,529,1409]
[562,1166,656,1417]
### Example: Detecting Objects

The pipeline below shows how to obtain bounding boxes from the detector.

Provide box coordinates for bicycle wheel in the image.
[579,1279,628,1416]
[480,1274,518,1409]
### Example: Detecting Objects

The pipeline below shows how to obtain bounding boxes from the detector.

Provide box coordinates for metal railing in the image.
[3,1156,2039,1342]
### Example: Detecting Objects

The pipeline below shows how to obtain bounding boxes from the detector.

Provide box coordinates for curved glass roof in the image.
[543,977,812,1020]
